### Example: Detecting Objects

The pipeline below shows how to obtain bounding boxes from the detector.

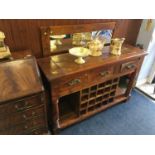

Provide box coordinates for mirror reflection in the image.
[50,30,112,53]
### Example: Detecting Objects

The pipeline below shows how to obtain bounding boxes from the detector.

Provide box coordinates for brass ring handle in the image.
[100,71,109,76]
[68,79,81,86]
[126,64,135,69]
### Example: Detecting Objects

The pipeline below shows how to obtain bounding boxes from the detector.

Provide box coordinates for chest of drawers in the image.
[0,57,48,135]
[38,44,147,134]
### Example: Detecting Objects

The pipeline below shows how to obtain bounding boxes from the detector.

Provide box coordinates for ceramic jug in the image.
[110,38,125,56]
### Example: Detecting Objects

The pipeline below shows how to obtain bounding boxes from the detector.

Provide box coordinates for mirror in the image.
[41,22,116,56]
[50,30,112,53]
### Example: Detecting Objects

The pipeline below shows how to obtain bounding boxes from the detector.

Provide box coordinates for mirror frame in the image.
[40,22,116,57]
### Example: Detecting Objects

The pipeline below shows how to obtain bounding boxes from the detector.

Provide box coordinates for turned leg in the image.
[51,96,60,134]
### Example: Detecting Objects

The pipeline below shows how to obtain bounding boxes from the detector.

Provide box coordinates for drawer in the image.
[0,105,45,129]
[0,93,45,115]
[120,59,139,73]
[0,115,47,135]
[56,72,89,95]
[89,66,114,83]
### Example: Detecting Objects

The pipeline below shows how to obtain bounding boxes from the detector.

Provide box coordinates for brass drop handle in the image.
[126,64,135,69]
[24,125,28,129]
[100,71,109,76]
[34,131,39,135]
[22,114,27,119]
[32,111,36,116]
[68,79,81,86]
[14,104,19,109]
[14,101,28,111]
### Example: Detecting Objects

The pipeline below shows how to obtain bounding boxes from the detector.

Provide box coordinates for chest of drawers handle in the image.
[125,64,135,69]
[22,114,27,119]
[100,71,109,77]
[32,111,36,115]
[14,101,28,111]
[24,125,28,129]
[34,131,38,134]
[22,111,36,120]
[68,79,81,86]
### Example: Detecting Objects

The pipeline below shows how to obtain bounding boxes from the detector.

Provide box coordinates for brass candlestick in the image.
[0,31,11,59]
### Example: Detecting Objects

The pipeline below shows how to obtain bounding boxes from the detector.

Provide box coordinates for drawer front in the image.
[0,105,45,130]
[0,116,47,135]
[120,59,139,73]
[55,72,89,95]
[0,93,44,115]
[89,66,114,84]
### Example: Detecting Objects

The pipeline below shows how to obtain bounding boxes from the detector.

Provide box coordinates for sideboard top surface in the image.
[0,57,44,103]
[38,44,147,81]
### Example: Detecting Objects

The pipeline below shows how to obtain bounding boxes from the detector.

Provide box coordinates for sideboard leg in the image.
[51,97,60,134]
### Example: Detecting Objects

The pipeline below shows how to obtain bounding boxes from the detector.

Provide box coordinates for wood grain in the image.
[41,22,116,56]
[0,19,142,57]
[0,57,44,103]
[38,43,147,133]
[0,56,48,135]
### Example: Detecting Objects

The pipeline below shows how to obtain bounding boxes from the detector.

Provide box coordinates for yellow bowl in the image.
[69,47,91,57]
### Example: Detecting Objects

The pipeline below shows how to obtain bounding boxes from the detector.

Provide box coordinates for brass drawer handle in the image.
[41,96,44,102]
[34,131,39,135]
[22,114,27,119]
[32,111,36,116]
[100,71,109,76]
[24,125,28,129]
[14,101,28,111]
[126,64,135,69]
[68,79,81,86]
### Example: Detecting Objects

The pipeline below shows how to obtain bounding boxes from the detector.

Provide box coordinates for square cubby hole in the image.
[82,88,89,94]
[98,83,105,89]
[90,92,96,99]
[89,99,95,106]
[90,85,97,92]
[81,94,88,102]
[97,89,103,96]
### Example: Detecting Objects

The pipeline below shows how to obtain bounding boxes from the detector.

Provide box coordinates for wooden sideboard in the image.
[0,57,48,134]
[38,44,147,134]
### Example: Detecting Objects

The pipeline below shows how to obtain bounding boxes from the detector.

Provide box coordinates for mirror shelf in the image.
[40,22,116,57]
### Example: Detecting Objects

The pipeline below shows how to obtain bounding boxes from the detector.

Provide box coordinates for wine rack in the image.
[79,78,119,115]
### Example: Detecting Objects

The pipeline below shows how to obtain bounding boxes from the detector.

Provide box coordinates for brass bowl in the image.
[69,47,91,64]
[50,35,66,45]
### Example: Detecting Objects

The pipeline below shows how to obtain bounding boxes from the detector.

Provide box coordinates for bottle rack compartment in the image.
[59,92,80,121]
[80,78,119,115]
[58,77,120,122]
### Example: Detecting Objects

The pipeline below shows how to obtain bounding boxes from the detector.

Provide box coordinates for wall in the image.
[136,19,155,84]
[0,19,142,58]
